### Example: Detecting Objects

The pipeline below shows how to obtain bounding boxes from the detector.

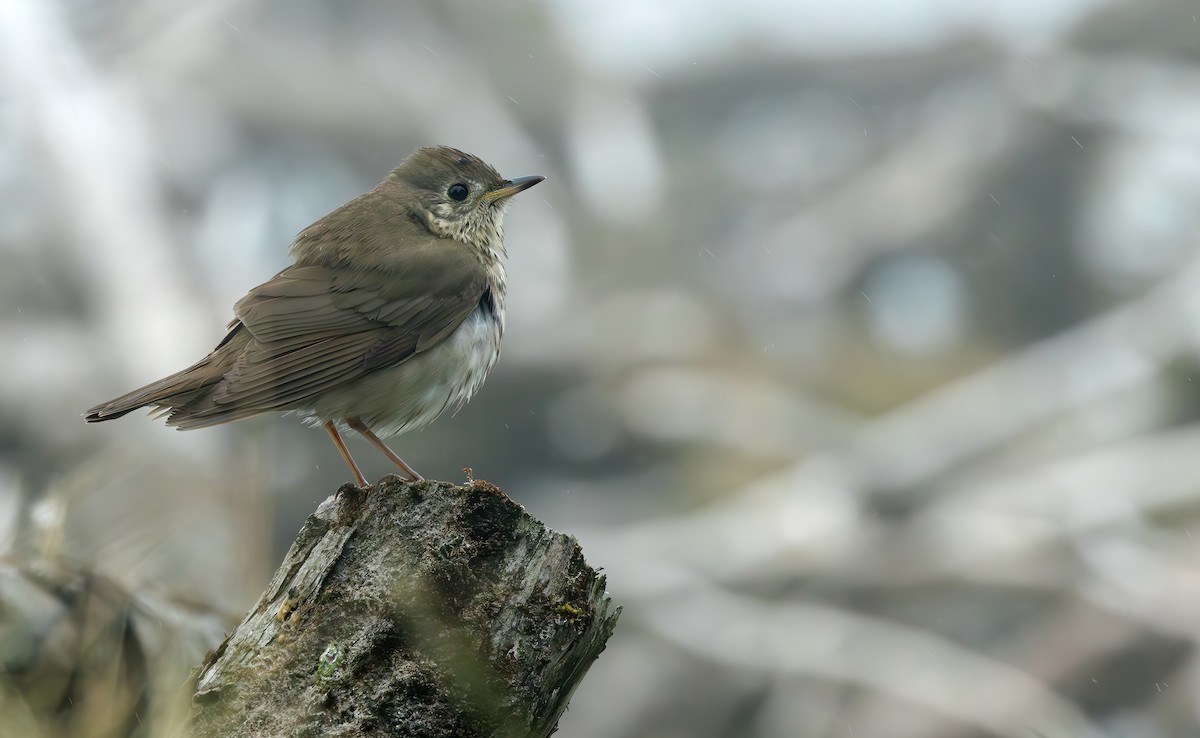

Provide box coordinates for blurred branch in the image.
[188,477,620,738]
[641,586,1106,738]
[0,0,210,377]
[595,252,1200,588]
[1011,51,1200,140]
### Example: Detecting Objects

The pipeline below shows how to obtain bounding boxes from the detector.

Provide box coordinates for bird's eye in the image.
[447,183,469,201]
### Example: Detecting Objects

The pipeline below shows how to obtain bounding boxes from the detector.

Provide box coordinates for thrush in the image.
[85,146,544,487]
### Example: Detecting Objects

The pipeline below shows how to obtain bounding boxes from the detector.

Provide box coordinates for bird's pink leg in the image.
[323,421,369,487]
[347,417,423,482]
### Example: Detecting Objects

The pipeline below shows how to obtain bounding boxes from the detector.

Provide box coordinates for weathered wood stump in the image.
[189,476,620,738]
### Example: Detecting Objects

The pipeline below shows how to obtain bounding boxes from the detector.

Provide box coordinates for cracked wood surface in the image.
[188,476,620,738]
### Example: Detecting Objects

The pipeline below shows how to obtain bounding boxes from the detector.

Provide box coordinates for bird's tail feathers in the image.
[84,362,220,424]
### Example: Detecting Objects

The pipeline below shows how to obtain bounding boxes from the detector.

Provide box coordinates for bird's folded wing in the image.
[182,249,487,420]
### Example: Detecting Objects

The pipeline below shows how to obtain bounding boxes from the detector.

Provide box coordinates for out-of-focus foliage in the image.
[0,554,226,738]
[2,0,1200,735]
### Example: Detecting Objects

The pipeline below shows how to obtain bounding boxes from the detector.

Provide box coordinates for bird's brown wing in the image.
[166,245,489,429]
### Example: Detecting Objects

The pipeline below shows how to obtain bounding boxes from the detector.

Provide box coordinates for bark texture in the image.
[188,476,620,738]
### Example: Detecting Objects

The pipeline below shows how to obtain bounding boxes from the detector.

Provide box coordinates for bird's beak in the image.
[484,175,545,203]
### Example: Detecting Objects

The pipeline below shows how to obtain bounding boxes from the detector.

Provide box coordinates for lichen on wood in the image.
[188,476,620,738]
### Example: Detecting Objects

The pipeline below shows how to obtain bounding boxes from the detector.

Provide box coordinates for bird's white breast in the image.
[302,304,502,437]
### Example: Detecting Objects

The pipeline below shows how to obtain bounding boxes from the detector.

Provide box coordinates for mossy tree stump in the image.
[188,477,620,738]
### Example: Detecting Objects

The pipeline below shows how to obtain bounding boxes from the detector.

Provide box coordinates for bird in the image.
[85,146,544,487]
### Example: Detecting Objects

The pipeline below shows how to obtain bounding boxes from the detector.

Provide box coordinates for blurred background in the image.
[3,0,1200,735]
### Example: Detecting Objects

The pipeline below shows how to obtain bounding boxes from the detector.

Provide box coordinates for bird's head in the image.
[388,146,544,252]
